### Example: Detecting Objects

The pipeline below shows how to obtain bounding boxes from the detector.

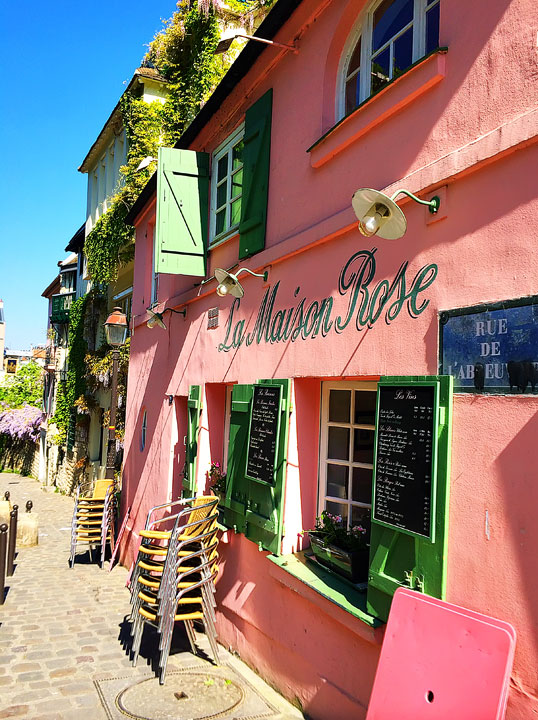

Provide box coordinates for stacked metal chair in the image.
[129,496,219,683]
[69,479,116,568]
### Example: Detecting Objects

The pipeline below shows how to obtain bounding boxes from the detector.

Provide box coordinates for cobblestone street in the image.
[0,474,303,720]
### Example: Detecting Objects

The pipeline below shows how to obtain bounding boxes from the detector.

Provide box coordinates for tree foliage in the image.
[0,361,43,409]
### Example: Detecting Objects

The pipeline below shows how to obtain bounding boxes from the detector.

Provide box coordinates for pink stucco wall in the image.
[121,0,538,716]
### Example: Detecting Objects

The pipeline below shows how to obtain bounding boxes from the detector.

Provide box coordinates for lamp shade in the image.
[147,308,167,330]
[352,188,407,240]
[214,268,244,299]
[104,307,128,347]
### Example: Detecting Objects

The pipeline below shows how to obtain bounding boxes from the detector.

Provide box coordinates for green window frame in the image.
[210,124,245,245]
[316,375,452,622]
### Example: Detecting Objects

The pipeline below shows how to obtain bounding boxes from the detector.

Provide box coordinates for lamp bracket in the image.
[390,189,440,214]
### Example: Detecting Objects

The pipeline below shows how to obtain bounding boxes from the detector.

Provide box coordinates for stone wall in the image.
[0,437,40,478]
[46,423,90,495]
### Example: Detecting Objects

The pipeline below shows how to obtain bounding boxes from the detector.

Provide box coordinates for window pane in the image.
[352,466,372,504]
[426,2,440,54]
[354,391,376,425]
[326,501,348,526]
[328,426,350,460]
[230,198,241,226]
[371,47,390,94]
[215,209,226,235]
[351,506,371,532]
[353,428,374,463]
[347,37,361,75]
[217,155,228,182]
[373,0,413,52]
[231,168,243,198]
[327,464,348,499]
[232,139,244,170]
[345,72,360,115]
[393,26,413,77]
[329,389,351,423]
[216,181,227,208]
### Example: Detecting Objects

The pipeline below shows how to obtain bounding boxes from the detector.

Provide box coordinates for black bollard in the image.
[4,491,9,502]
[7,505,18,577]
[26,501,33,513]
[0,523,7,605]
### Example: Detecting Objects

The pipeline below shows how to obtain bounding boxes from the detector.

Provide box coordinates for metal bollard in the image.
[0,523,7,605]
[7,505,18,577]
[26,501,32,513]
[4,491,9,502]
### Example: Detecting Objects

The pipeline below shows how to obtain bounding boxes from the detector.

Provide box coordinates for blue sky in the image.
[0,0,176,350]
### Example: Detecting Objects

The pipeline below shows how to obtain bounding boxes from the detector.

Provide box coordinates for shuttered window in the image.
[220,378,290,555]
[210,125,245,244]
[316,376,452,622]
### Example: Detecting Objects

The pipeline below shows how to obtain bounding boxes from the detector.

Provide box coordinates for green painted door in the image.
[220,384,253,533]
[244,378,291,555]
[183,385,202,498]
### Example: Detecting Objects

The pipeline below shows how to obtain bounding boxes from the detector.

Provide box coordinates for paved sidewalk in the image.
[0,474,304,720]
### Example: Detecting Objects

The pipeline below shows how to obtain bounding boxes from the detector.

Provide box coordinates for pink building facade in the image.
[121,0,538,716]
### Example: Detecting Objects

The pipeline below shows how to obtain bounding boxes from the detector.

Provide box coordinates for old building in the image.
[120,0,538,717]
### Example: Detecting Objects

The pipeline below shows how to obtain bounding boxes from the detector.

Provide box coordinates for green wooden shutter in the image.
[220,384,253,533]
[367,375,453,622]
[183,385,202,497]
[238,89,273,260]
[155,147,209,276]
[244,378,290,555]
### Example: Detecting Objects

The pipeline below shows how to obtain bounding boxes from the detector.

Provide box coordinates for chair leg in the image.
[203,617,220,665]
[131,614,145,667]
[159,624,174,685]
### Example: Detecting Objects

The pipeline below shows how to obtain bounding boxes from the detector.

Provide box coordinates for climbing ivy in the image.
[51,295,88,444]
[84,0,275,285]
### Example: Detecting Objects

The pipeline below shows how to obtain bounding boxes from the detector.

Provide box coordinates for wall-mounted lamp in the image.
[136,156,157,172]
[215,29,298,55]
[214,267,268,299]
[352,188,440,240]
[146,306,187,330]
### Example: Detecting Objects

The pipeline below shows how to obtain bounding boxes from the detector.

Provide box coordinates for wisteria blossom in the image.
[0,405,44,443]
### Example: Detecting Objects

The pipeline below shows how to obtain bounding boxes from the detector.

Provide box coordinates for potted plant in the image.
[305,511,370,583]
[208,460,226,502]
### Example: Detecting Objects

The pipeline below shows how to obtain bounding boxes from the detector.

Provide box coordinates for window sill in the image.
[308,48,448,169]
[209,226,239,251]
[267,551,383,632]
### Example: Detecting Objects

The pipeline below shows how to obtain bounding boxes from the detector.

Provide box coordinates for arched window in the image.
[340,0,440,118]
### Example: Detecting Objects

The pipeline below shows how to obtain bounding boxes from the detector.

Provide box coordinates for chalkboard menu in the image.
[373,384,438,540]
[246,385,282,485]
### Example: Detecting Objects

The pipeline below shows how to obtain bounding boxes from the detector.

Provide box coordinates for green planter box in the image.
[309,535,369,584]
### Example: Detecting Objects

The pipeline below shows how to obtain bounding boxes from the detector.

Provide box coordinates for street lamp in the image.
[103,307,128,480]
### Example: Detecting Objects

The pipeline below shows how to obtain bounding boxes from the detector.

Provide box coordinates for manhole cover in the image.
[117,672,244,720]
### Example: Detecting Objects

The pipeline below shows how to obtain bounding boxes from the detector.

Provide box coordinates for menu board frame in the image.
[372,380,439,542]
[245,384,283,485]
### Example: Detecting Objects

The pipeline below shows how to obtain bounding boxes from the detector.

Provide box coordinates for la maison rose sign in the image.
[218,248,438,352]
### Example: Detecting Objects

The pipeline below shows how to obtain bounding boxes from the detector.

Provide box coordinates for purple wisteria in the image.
[0,405,44,443]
